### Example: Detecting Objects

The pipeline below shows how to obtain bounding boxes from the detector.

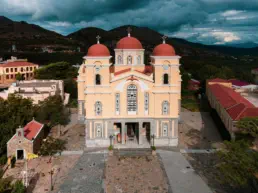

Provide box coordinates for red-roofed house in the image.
[206,78,258,138]
[0,56,39,84]
[7,119,44,160]
[188,79,200,91]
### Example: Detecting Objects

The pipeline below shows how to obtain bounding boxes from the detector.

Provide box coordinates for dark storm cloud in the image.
[1,0,258,44]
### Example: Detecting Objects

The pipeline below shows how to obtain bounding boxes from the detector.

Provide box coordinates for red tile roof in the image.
[208,78,229,83]
[23,120,44,140]
[0,61,38,67]
[208,83,258,120]
[113,66,153,77]
[114,68,131,76]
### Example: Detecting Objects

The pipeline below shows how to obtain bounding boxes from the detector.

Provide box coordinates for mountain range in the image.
[0,16,258,56]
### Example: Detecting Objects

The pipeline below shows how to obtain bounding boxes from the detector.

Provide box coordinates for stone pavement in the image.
[158,150,213,193]
[58,151,107,193]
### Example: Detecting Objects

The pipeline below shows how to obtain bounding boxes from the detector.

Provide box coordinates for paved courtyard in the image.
[58,151,106,193]
[158,150,213,193]
[179,111,223,149]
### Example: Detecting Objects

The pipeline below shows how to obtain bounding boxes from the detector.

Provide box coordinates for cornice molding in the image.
[83,56,112,60]
[150,55,181,59]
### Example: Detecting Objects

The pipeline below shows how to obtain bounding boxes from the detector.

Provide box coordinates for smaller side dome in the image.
[153,44,176,56]
[153,35,176,56]
[87,44,110,57]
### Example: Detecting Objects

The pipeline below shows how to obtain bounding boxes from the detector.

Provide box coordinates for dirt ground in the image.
[3,155,80,193]
[105,155,169,193]
[179,111,223,149]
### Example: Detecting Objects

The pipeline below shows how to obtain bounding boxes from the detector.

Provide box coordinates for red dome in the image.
[87,44,110,57]
[116,36,143,49]
[153,43,176,56]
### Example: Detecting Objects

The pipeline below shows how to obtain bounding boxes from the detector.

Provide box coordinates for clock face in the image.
[163,65,169,70]
[95,67,100,72]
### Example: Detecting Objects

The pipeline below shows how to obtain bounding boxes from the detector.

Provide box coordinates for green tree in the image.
[39,137,66,156]
[35,95,70,128]
[0,95,34,155]
[15,73,24,81]
[217,140,258,188]
[34,61,77,80]
[64,78,78,100]
[236,117,258,138]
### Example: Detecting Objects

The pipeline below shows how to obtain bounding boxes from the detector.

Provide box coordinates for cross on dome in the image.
[162,35,167,44]
[96,35,101,44]
[127,27,132,37]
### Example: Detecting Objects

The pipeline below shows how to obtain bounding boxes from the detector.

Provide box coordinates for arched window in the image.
[118,55,122,64]
[163,123,168,136]
[163,73,169,84]
[95,101,102,116]
[137,55,141,65]
[115,93,120,115]
[127,84,137,113]
[95,74,101,85]
[127,55,132,64]
[96,124,102,138]
[144,92,149,114]
[162,101,169,115]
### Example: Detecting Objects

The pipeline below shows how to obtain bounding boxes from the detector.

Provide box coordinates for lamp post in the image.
[109,135,113,146]
[151,134,155,147]
[49,169,54,191]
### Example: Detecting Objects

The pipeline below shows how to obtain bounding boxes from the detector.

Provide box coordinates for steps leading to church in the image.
[113,148,152,157]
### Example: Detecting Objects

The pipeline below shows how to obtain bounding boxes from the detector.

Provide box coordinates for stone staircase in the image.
[113,148,152,157]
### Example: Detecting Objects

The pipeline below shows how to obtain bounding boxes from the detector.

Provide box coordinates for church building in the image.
[77,30,182,147]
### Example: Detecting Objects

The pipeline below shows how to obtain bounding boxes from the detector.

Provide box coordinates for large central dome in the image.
[116,36,143,49]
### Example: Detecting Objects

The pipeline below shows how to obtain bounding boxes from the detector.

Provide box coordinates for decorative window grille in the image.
[163,123,168,136]
[137,55,141,64]
[115,93,120,115]
[144,92,149,114]
[118,55,122,64]
[127,55,132,64]
[127,84,137,113]
[95,101,102,116]
[163,73,169,84]
[162,101,169,115]
[95,74,101,85]
[96,124,102,138]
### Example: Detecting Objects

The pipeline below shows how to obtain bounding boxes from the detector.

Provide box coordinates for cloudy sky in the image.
[1,0,258,45]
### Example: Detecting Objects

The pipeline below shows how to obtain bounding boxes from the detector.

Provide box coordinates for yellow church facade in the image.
[77,32,181,147]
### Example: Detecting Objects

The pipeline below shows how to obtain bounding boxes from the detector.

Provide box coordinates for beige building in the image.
[0,56,38,84]
[7,119,44,160]
[78,33,182,147]
[0,79,69,104]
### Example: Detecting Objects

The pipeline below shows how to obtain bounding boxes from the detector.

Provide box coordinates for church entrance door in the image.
[126,123,139,144]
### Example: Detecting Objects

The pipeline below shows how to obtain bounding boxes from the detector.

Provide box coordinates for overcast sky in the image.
[1,0,258,45]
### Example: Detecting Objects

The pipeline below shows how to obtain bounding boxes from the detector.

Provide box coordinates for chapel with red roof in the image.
[77,28,182,147]
[7,119,44,160]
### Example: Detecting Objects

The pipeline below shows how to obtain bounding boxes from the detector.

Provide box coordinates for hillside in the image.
[0,16,78,52]
[68,25,258,57]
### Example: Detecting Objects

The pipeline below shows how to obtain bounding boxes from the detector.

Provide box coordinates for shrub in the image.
[0,177,12,192]
[0,168,4,178]
[11,180,26,193]
[108,145,113,151]
[151,146,156,151]
[0,155,7,165]
[11,157,16,168]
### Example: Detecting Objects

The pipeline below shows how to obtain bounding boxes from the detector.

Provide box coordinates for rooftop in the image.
[208,83,258,120]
